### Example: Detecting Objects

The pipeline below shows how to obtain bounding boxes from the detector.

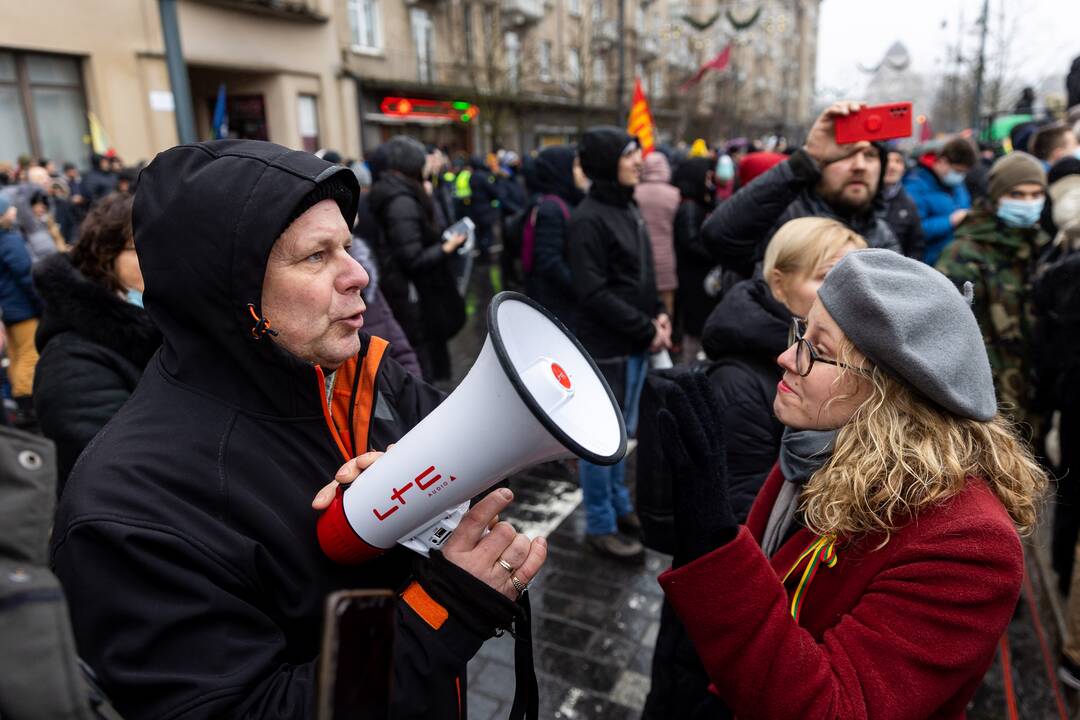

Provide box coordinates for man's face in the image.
[261,199,369,370]
[816,143,880,212]
[884,152,906,186]
[27,166,50,189]
[617,147,643,187]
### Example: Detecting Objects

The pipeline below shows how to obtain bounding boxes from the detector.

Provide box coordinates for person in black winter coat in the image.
[51,139,544,720]
[882,148,925,259]
[467,156,499,260]
[702,101,900,279]
[80,153,118,208]
[32,194,161,492]
[642,215,867,720]
[524,144,584,328]
[672,157,718,360]
[368,136,465,381]
[568,126,670,562]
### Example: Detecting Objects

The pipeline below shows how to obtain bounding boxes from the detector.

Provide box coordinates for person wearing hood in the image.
[32,194,161,492]
[656,249,1044,720]
[81,153,118,207]
[882,147,925,259]
[634,152,680,316]
[568,126,670,562]
[523,144,585,327]
[0,194,42,429]
[643,216,865,720]
[936,151,1049,439]
[368,136,466,382]
[903,136,976,265]
[51,139,545,720]
[701,102,900,280]
[672,157,718,361]
[467,155,499,262]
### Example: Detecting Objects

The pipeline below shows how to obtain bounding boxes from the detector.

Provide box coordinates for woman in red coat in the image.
[657,248,1046,719]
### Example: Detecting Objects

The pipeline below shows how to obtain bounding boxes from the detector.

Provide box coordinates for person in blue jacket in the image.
[0,194,42,428]
[903,137,976,265]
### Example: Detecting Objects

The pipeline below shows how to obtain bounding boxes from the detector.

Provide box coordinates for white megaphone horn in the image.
[318,291,627,564]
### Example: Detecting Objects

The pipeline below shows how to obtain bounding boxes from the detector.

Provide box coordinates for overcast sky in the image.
[816,0,1080,103]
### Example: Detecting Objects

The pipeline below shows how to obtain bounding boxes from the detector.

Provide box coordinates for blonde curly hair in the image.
[799,343,1046,543]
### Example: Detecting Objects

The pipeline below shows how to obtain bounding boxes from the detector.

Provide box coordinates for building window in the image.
[347,0,382,52]
[592,56,605,86]
[635,5,645,33]
[651,67,663,98]
[568,48,581,83]
[297,95,319,153]
[411,8,435,83]
[568,0,581,17]
[0,49,89,169]
[505,32,521,90]
[539,40,552,82]
[591,0,603,23]
[463,2,474,65]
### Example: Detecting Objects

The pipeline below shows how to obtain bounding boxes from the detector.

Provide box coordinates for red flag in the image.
[627,78,656,156]
[919,117,933,142]
[679,45,731,92]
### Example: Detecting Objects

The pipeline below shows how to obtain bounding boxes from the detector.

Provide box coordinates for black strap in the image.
[507,592,539,720]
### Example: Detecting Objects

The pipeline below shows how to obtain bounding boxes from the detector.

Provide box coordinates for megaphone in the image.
[318,291,627,564]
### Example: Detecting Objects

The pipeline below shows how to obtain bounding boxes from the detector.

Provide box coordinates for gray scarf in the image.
[761,428,838,557]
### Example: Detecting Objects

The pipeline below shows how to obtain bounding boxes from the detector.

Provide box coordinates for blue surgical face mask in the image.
[996,198,1045,228]
[126,288,144,308]
[942,169,966,188]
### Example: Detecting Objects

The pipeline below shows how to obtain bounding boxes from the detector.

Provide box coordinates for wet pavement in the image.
[450,265,1073,719]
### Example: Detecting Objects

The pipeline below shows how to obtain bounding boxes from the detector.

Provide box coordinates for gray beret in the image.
[817,249,997,421]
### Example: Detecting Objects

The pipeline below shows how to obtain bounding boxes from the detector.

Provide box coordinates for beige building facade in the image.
[0,0,820,168]
[1,0,360,168]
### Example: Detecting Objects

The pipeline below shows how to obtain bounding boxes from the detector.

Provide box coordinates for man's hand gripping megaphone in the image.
[313,449,547,600]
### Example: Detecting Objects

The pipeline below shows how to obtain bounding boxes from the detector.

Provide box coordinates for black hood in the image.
[672,157,715,204]
[133,139,359,417]
[33,252,161,368]
[579,126,636,183]
[533,145,583,205]
[702,278,790,361]
[382,136,427,182]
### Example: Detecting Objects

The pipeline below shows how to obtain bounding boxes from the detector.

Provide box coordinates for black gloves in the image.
[657,370,737,567]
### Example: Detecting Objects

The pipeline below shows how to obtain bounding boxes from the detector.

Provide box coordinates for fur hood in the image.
[33,252,161,368]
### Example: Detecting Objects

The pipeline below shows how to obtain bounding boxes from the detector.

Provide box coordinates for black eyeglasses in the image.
[788,318,859,377]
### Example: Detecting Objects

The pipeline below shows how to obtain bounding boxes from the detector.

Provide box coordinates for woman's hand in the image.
[803,101,868,166]
[313,454,546,600]
[442,232,466,255]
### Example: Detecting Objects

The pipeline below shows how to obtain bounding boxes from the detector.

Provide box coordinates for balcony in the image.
[592,19,618,50]
[188,0,328,22]
[637,35,659,60]
[502,0,545,26]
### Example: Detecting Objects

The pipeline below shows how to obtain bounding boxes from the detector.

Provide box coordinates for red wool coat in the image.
[659,463,1023,720]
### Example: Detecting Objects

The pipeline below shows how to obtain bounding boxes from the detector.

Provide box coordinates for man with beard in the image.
[701,101,900,279]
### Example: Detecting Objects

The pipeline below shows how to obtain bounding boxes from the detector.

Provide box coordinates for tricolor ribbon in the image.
[781,535,839,623]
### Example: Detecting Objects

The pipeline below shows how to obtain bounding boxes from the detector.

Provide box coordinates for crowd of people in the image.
[4,81,1080,719]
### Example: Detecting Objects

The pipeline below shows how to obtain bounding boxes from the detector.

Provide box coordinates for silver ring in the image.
[497,559,515,574]
[511,574,528,595]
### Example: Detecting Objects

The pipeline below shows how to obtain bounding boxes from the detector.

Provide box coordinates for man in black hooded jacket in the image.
[568,126,669,561]
[702,101,900,278]
[50,140,545,720]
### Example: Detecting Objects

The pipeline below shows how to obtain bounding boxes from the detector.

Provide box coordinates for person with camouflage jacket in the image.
[936,152,1049,438]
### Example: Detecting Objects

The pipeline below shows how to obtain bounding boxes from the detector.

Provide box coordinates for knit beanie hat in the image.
[988,151,1047,204]
[817,249,997,421]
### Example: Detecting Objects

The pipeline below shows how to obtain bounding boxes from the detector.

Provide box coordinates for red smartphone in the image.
[834,102,913,144]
